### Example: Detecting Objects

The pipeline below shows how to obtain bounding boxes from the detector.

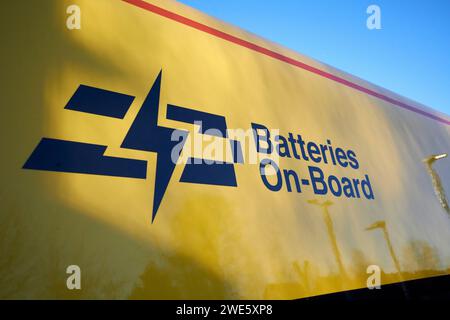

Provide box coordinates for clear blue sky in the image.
[178,0,450,115]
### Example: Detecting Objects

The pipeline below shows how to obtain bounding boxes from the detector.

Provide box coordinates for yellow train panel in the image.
[1,0,450,299]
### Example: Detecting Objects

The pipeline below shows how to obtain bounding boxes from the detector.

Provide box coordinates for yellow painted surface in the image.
[1,0,450,299]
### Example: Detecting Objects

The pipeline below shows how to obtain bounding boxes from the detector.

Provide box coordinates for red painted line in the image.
[123,0,450,126]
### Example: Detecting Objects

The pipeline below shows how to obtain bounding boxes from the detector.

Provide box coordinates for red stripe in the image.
[123,0,450,126]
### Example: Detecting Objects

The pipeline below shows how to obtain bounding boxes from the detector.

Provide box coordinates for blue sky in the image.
[178,0,450,115]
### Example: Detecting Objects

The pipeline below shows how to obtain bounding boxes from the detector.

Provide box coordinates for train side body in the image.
[1,0,450,299]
